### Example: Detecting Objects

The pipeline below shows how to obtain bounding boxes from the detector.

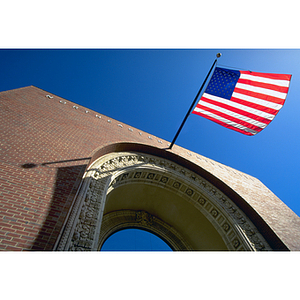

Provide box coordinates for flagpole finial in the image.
[216,53,222,58]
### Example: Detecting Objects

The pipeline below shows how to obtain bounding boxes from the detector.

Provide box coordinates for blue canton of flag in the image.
[206,68,240,100]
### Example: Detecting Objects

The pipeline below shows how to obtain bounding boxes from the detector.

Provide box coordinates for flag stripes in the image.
[198,95,272,124]
[195,102,267,131]
[231,93,281,114]
[193,108,258,135]
[237,78,289,93]
[236,83,287,99]
[192,67,291,136]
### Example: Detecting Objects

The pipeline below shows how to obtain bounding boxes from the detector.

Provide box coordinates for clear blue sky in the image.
[1,49,300,250]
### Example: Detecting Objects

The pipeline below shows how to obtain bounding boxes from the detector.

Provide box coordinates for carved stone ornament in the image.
[98,209,192,250]
[55,152,271,251]
[136,211,153,226]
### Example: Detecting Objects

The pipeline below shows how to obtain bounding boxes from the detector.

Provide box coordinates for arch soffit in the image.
[96,152,272,251]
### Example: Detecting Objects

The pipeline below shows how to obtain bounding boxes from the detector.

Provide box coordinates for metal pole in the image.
[168,53,221,150]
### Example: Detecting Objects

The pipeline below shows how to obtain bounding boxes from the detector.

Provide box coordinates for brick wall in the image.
[0,86,172,250]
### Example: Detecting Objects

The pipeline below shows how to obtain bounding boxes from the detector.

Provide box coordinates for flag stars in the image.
[205,67,240,100]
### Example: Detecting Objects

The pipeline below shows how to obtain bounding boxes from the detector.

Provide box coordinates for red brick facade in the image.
[1,86,300,250]
[0,86,177,250]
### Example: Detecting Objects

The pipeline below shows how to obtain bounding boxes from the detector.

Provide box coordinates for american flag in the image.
[192,67,292,136]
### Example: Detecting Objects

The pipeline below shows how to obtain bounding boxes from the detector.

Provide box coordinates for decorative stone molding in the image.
[136,211,153,226]
[55,152,271,251]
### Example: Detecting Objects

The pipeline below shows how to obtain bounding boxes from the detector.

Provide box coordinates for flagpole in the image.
[168,53,221,150]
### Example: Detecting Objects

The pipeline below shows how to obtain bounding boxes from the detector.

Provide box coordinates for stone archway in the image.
[55,151,271,251]
[99,210,192,250]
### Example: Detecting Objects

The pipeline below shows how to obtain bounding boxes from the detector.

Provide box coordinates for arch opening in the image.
[100,228,172,251]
